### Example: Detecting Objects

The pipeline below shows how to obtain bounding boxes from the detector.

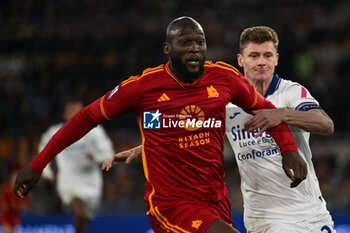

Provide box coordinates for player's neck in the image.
[170,65,202,83]
[248,77,273,96]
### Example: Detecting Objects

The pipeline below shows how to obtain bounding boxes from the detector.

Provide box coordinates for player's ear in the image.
[163,42,170,55]
[275,53,279,66]
[237,54,244,67]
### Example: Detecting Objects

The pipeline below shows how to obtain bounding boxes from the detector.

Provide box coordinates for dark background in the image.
[0,0,349,220]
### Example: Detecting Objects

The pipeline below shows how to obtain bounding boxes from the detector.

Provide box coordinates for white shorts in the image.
[58,186,100,219]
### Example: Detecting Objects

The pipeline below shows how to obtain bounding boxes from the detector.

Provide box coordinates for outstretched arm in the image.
[101,145,142,171]
[244,109,334,137]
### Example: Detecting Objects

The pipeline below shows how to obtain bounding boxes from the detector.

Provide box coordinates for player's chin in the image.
[254,72,271,80]
[186,66,200,74]
[187,62,204,75]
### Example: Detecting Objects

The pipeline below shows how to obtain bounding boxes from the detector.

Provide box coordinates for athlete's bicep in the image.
[230,73,275,113]
[100,79,139,120]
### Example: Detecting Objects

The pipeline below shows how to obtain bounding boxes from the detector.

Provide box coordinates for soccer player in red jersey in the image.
[13,17,307,233]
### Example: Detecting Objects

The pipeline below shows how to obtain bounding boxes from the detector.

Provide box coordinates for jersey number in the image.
[321,225,331,233]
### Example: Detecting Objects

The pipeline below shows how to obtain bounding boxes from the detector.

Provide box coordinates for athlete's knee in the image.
[70,198,89,218]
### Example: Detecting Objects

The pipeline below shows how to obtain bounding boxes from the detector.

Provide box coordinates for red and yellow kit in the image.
[31,61,297,233]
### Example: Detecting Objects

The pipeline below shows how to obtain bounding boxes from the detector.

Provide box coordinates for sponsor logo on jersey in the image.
[228,124,280,161]
[230,124,274,142]
[229,112,241,119]
[237,148,280,161]
[178,131,211,149]
[143,105,222,131]
[143,110,161,129]
[157,93,171,102]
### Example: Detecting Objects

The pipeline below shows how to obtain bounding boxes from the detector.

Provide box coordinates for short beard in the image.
[170,56,205,83]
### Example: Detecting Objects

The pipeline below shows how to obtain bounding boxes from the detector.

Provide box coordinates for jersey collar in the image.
[165,62,200,87]
[264,74,281,98]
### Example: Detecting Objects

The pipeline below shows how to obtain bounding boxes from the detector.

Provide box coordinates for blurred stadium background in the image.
[1,0,350,232]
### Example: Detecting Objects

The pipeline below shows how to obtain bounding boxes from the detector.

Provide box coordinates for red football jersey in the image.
[30,61,297,216]
[99,61,297,213]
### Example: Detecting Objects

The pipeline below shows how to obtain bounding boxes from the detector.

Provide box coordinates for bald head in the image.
[166,16,205,43]
[163,17,207,83]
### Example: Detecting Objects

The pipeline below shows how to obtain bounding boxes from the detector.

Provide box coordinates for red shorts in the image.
[147,196,233,233]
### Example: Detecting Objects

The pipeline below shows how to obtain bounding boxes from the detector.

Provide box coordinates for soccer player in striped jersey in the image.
[13,17,307,233]
[225,26,335,232]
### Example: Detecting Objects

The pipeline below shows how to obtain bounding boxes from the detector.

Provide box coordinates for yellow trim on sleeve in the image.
[100,95,112,120]
[250,91,258,109]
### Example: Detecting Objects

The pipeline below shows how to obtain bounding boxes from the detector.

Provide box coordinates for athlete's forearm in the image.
[281,109,334,135]
[267,124,298,154]
[30,99,106,173]
[254,95,298,154]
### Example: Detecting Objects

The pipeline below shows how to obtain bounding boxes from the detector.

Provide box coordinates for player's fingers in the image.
[13,178,24,198]
[244,118,258,131]
[21,184,33,197]
[101,162,107,170]
[125,157,132,164]
[101,161,111,171]
[292,163,307,188]
[301,162,307,179]
[14,186,23,198]
[105,162,111,171]
[115,152,129,162]
[290,164,304,188]
[15,188,24,199]
[125,151,136,164]
[15,183,31,198]
[244,116,264,133]
[291,176,303,188]
[253,125,268,138]
[283,166,294,181]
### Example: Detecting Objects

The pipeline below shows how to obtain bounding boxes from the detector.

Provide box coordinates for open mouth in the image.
[186,57,200,66]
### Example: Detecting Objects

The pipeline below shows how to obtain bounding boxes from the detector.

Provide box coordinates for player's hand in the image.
[244,109,284,137]
[101,145,141,171]
[13,166,41,198]
[281,150,307,188]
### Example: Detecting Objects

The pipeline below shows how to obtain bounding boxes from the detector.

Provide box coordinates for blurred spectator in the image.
[39,100,115,233]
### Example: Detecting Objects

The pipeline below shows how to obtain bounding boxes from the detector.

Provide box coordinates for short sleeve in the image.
[284,84,322,111]
[100,76,140,120]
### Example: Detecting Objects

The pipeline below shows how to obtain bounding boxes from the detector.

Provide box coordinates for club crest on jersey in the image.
[143,110,161,129]
[107,85,119,99]
[207,85,219,98]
